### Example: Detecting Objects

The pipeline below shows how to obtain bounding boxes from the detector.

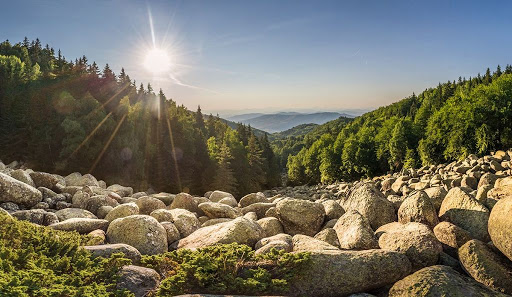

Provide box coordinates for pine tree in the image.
[195,105,206,133]
[246,133,265,191]
[389,120,408,170]
[211,141,237,193]
[102,63,115,81]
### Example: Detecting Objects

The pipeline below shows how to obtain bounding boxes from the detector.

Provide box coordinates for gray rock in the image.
[256,217,283,237]
[377,222,442,270]
[0,172,42,207]
[322,200,345,221]
[439,187,490,242]
[55,208,97,221]
[314,228,340,247]
[12,209,58,225]
[135,196,166,215]
[290,249,412,297]
[198,201,238,219]
[169,208,201,237]
[242,202,276,218]
[50,218,109,234]
[334,210,378,250]
[107,184,133,197]
[459,239,512,294]
[209,190,235,202]
[116,265,160,297]
[239,192,267,207]
[433,221,472,249]
[488,196,512,262]
[161,221,180,245]
[276,198,325,236]
[340,182,396,230]
[29,172,59,189]
[398,190,438,228]
[85,243,142,264]
[423,186,447,211]
[105,203,139,222]
[388,265,508,297]
[177,217,264,249]
[10,169,35,187]
[107,215,168,255]
[149,209,174,222]
[292,234,339,252]
[169,192,201,214]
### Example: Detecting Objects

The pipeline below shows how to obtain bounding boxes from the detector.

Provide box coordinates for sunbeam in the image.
[69,111,113,159]
[88,113,127,174]
[165,115,182,192]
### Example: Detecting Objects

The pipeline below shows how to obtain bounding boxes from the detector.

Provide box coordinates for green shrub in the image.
[140,243,310,296]
[0,213,133,297]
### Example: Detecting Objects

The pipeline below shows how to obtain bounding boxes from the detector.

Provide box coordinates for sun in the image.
[144,47,171,74]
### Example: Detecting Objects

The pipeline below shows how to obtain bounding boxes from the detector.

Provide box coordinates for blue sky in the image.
[1,0,511,115]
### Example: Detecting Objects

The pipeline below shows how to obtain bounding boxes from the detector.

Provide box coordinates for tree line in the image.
[0,38,281,196]
[285,65,512,185]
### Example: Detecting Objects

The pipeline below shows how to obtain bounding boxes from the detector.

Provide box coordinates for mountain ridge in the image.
[227,111,354,133]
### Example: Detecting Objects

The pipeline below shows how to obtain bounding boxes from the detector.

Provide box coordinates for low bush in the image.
[140,243,311,296]
[0,213,133,297]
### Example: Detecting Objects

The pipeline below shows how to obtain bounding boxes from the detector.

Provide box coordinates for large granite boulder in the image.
[198,202,238,219]
[107,215,168,255]
[388,265,508,297]
[105,203,139,222]
[12,209,58,226]
[169,208,201,237]
[55,208,97,221]
[458,239,512,294]
[116,265,160,297]
[398,190,438,228]
[135,196,166,215]
[488,196,512,262]
[49,218,109,234]
[177,217,264,249]
[439,187,490,242]
[340,182,396,230]
[84,243,142,264]
[276,198,325,236]
[334,210,378,250]
[0,172,42,207]
[377,222,442,270]
[290,250,411,297]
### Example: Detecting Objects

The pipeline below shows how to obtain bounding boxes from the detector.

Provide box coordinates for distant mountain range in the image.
[226,112,354,133]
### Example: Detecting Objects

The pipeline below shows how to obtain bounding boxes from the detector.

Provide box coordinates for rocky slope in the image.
[1,150,512,296]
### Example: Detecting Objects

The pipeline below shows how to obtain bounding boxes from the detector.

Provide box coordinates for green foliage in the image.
[0,38,281,196]
[139,243,310,296]
[284,66,512,184]
[0,213,133,297]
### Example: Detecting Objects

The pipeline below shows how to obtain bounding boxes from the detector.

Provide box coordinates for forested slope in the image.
[0,38,280,196]
[286,66,512,185]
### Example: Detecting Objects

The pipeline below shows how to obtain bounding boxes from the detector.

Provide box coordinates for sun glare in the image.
[144,47,171,74]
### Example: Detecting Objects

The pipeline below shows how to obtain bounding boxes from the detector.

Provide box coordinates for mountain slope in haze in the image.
[285,65,512,185]
[231,112,352,133]
[269,123,318,140]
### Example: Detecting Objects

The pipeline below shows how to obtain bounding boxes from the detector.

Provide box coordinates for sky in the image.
[1,0,512,116]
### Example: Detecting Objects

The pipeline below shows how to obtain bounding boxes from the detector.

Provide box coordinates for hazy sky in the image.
[2,0,512,115]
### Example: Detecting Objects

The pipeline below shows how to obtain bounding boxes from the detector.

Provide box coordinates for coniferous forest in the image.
[0,38,281,196]
[2,38,512,193]
[283,65,512,185]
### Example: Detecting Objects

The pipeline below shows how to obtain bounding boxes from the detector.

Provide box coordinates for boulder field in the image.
[1,149,512,296]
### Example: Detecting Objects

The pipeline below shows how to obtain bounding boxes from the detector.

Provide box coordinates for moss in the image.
[140,243,310,296]
[0,213,133,297]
